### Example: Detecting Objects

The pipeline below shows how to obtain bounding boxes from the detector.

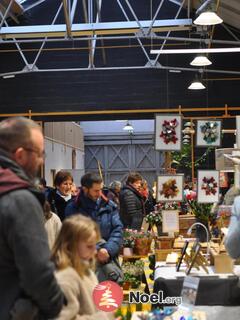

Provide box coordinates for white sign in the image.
[162,210,179,233]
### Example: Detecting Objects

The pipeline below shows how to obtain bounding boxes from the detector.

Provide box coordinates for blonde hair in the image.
[51,215,100,277]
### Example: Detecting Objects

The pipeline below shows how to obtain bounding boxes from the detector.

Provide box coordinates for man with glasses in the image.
[0,117,64,320]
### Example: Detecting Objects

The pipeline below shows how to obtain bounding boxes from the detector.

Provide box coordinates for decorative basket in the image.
[155,236,174,250]
[134,238,152,255]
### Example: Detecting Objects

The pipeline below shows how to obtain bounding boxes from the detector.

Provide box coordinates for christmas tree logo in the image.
[93,281,123,312]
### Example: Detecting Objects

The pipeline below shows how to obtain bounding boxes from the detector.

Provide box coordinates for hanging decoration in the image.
[160,178,179,199]
[155,114,182,151]
[197,170,220,203]
[196,120,222,147]
[160,118,179,145]
[200,121,219,144]
[201,176,218,196]
[157,174,184,202]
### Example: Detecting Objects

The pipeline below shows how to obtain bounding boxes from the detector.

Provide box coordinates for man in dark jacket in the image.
[119,172,145,230]
[0,117,64,320]
[65,172,123,262]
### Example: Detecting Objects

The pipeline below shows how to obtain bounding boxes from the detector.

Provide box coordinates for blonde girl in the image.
[51,215,114,320]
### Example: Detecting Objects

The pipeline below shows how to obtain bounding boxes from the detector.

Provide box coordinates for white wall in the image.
[80,120,154,135]
[44,137,84,186]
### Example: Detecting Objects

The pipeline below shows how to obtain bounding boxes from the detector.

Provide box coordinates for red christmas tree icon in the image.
[93,281,123,312]
[99,284,118,309]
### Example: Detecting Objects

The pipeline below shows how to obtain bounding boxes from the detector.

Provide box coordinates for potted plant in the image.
[134,229,152,255]
[122,273,132,290]
[122,260,144,289]
[123,229,136,256]
[130,276,141,289]
[145,211,162,229]
[185,190,214,242]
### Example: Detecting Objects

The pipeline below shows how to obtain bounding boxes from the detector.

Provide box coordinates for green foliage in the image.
[172,144,213,175]
[187,200,214,223]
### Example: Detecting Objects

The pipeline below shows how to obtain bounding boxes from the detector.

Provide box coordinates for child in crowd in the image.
[43,201,62,250]
[51,215,115,320]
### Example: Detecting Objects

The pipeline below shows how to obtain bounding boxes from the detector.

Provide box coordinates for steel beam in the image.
[70,0,78,23]
[91,0,104,67]
[196,0,213,14]
[32,3,63,69]
[0,10,30,69]
[146,0,166,35]
[2,64,240,78]
[153,0,186,65]
[0,19,192,39]
[1,34,240,46]
[24,0,48,13]
[117,0,153,65]
[222,23,240,42]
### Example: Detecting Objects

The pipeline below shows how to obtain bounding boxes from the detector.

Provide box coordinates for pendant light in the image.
[194,11,223,26]
[190,55,212,66]
[188,74,206,90]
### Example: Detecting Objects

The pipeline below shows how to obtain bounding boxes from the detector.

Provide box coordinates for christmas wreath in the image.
[200,121,219,144]
[160,178,179,199]
[160,118,179,144]
[201,176,218,196]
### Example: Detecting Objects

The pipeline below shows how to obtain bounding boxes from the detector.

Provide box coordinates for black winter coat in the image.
[47,189,72,221]
[119,185,145,230]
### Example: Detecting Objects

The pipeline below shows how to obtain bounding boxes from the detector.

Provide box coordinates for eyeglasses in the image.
[23,147,46,159]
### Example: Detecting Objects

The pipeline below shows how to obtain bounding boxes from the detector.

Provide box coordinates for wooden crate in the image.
[179,214,196,237]
[210,248,233,273]
[155,236,174,249]
[155,249,181,261]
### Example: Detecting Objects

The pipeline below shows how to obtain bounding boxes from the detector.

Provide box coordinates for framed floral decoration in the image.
[157,174,184,202]
[155,114,182,151]
[196,120,222,147]
[197,170,220,203]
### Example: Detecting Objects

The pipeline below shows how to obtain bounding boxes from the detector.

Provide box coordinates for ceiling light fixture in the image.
[190,55,212,66]
[151,47,240,54]
[188,79,206,90]
[169,69,182,73]
[123,121,134,132]
[3,74,15,79]
[194,11,223,26]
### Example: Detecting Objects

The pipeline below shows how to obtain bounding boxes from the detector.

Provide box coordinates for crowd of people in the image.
[3,117,239,320]
[0,117,156,320]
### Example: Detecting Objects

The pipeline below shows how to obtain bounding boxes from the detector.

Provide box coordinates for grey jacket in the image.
[0,150,64,320]
[225,195,240,259]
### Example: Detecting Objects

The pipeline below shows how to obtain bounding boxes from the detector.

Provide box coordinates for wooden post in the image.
[164,151,172,172]
[224,104,229,118]
[97,160,104,184]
